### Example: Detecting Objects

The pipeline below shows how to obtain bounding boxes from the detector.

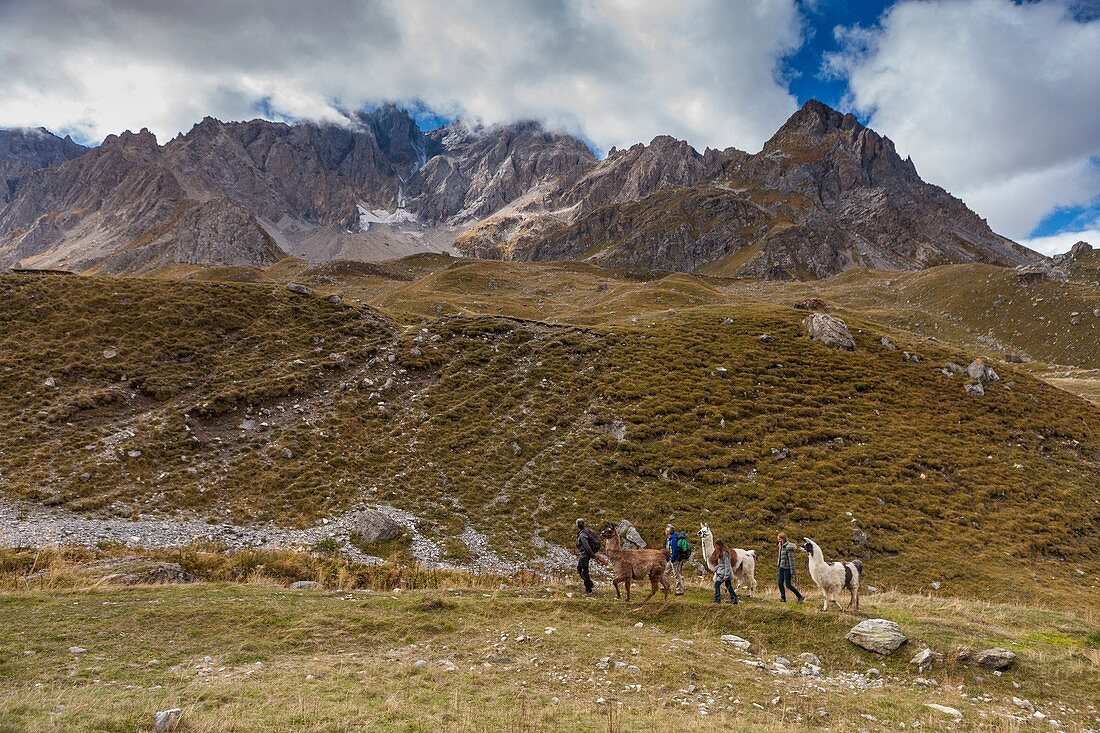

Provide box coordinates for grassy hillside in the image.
[2,272,1098,604]
[1,578,1098,733]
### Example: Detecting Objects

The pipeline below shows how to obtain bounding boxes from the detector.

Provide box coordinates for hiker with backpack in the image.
[575,519,601,594]
[664,524,691,596]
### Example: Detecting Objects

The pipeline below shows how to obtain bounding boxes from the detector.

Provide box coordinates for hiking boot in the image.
[796,596,805,604]
[728,599,738,604]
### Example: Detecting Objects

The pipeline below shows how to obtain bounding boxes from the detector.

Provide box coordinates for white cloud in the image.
[1019,226,1100,257]
[828,0,1100,240]
[0,0,804,153]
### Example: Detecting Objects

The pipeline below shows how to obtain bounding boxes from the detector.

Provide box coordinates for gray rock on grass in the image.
[846,619,907,655]
[803,313,856,350]
[955,646,1016,671]
[153,708,182,732]
[910,647,942,671]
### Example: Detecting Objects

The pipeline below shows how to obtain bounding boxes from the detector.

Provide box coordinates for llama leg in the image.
[643,577,658,603]
[613,577,621,599]
[624,578,631,602]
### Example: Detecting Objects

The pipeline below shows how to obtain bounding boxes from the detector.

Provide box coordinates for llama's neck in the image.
[806,546,826,578]
[700,532,716,571]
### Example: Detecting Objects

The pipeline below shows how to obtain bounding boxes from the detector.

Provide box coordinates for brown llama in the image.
[600,525,671,602]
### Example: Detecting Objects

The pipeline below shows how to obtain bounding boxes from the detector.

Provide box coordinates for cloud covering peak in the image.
[0,0,804,153]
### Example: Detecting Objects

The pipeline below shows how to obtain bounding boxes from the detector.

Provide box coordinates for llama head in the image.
[800,538,819,556]
[698,523,711,540]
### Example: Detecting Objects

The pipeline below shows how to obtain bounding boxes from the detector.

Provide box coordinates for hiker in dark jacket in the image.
[575,519,599,594]
[776,532,805,603]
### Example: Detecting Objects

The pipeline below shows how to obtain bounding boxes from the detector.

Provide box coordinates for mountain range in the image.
[0,101,1042,279]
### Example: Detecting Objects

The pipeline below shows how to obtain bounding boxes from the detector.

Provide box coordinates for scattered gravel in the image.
[0,497,570,573]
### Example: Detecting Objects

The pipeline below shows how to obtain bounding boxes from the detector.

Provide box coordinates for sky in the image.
[0,0,1097,255]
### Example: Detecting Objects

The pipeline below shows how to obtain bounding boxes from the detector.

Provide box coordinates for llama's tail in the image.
[746,550,757,558]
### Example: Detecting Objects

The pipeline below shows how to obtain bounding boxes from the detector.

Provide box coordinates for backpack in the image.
[584,528,603,553]
[675,533,691,560]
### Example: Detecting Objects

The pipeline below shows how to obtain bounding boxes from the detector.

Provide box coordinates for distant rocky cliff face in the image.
[0,128,87,204]
[0,100,1042,278]
[457,100,1039,279]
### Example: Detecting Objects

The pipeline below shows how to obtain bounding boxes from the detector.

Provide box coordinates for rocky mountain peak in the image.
[102,128,160,152]
[359,104,429,172]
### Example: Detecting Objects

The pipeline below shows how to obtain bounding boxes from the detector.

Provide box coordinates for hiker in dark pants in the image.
[711,538,739,604]
[575,519,599,594]
[777,532,804,603]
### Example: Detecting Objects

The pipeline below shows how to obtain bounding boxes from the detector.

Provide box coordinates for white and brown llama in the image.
[698,523,757,597]
[800,538,862,611]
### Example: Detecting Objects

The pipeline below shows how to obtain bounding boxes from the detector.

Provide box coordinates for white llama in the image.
[800,538,862,611]
[698,523,757,597]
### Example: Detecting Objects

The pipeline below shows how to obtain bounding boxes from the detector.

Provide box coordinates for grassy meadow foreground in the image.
[1,571,1098,733]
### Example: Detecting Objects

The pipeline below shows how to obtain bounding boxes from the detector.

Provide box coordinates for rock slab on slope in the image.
[616,520,646,549]
[804,313,856,351]
[955,646,1016,671]
[846,619,907,655]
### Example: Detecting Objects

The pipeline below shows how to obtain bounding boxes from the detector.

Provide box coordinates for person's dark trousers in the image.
[577,556,594,593]
[777,567,803,601]
[714,578,738,603]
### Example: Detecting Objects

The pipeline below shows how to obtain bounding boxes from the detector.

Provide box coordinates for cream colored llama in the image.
[698,523,757,597]
[800,538,862,611]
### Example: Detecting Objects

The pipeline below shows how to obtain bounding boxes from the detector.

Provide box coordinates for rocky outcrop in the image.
[0,127,87,203]
[474,99,1043,278]
[964,358,999,396]
[804,313,856,350]
[616,520,646,550]
[93,197,286,274]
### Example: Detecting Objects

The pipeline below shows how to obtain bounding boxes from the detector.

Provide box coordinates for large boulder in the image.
[846,618,907,655]
[803,313,856,351]
[955,646,1016,671]
[351,509,405,545]
[965,358,999,397]
[616,520,646,549]
[966,359,999,386]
